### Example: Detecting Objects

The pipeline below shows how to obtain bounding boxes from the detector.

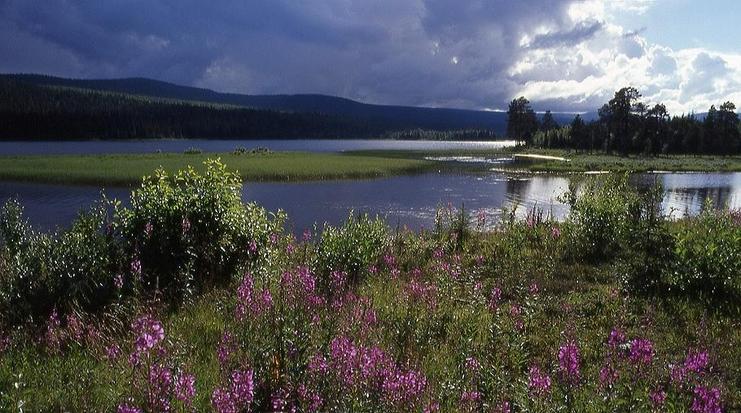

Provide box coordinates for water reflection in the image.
[0,172,739,233]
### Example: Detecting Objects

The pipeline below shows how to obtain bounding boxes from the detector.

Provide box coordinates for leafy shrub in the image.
[619,183,675,293]
[117,159,282,301]
[0,200,119,325]
[562,175,639,262]
[316,212,388,285]
[668,204,741,299]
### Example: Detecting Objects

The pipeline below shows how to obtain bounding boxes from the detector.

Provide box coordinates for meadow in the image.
[0,159,739,412]
[0,150,434,185]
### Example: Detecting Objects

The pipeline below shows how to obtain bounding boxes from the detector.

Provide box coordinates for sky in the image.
[1,0,739,114]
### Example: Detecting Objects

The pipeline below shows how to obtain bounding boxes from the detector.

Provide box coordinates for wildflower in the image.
[424,401,441,413]
[599,363,618,388]
[528,365,552,397]
[217,332,236,367]
[488,287,502,311]
[147,363,173,412]
[684,349,709,373]
[114,273,124,290]
[271,387,289,412]
[132,314,165,354]
[330,270,348,291]
[608,328,626,348]
[211,387,236,413]
[230,369,255,407]
[144,222,153,238]
[691,386,722,413]
[302,228,312,242]
[307,353,329,376]
[131,258,142,277]
[529,281,540,295]
[465,356,481,376]
[551,225,561,239]
[495,401,512,413]
[558,340,581,385]
[650,387,667,409]
[629,338,655,366]
[460,390,481,404]
[65,313,84,343]
[117,403,143,413]
[248,239,258,254]
[297,384,323,412]
[105,343,122,363]
[45,308,62,353]
[175,372,196,406]
[382,369,427,408]
[670,363,687,386]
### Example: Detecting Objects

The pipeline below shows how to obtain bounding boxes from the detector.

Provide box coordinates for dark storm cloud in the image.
[0,0,580,109]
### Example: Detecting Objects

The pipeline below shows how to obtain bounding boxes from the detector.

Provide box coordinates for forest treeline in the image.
[0,79,378,140]
[380,128,498,141]
[507,87,741,154]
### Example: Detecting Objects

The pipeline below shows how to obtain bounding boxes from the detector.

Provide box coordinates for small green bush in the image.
[0,200,118,325]
[316,212,388,285]
[117,158,282,301]
[669,204,741,299]
[562,175,639,262]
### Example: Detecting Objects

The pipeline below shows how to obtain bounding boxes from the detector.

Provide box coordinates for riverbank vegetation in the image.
[0,151,434,185]
[1,160,739,411]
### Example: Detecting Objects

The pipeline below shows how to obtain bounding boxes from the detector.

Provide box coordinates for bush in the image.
[0,200,119,325]
[117,158,283,301]
[668,204,741,300]
[316,212,388,286]
[562,175,639,262]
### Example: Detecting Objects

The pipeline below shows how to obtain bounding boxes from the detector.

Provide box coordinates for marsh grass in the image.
[0,151,434,185]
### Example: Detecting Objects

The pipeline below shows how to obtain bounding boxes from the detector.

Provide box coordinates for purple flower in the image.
[302,228,312,242]
[114,273,124,290]
[117,403,143,413]
[488,287,502,311]
[131,258,142,277]
[230,369,255,407]
[465,357,481,376]
[212,387,236,413]
[175,372,196,406]
[105,343,122,362]
[131,314,165,355]
[551,226,561,239]
[629,338,654,366]
[608,328,626,348]
[691,386,722,413]
[529,282,540,295]
[528,365,552,397]
[45,308,61,353]
[460,390,481,404]
[382,368,427,408]
[144,221,153,238]
[685,350,709,373]
[271,387,289,412]
[650,388,667,409]
[495,401,512,413]
[599,363,618,388]
[217,331,236,367]
[297,384,323,412]
[308,353,329,376]
[181,216,191,234]
[147,363,173,412]
[558,340,581,385]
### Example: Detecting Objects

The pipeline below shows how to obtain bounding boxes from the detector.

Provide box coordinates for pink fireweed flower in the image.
[691,386,722,413]
[551,226,561,239]
[302,228,312,242]
[212,369,255,412]
[650,388,667,409]
[65,313,84,343]
[528,365,552,397]
[130,258,142,277]
[558,340,581,385]
[529,281,540,295]
[382,369,428,408]
[211,387,236,413]
[297,384,323,413]
[271,387,289,412]
[684,349,709,373]
[105,343,122,363]
[629,338,655,366]
[330,270,348,291]
[117,403,143,413]
[495,401,512,413]
[45,308,62,353]
[114,273,124,290]
[217,331,236,367]
[460,390,481,404]
[608,328,626,349]
[307,353,329,376]
[599,363,619,388]
[248,239,258,254]
[175,372,196,406]
[144,222,153,238]
[488,287,502,311]
[465,357,481,376]
[147,362,173,412]
[424,401,441,413]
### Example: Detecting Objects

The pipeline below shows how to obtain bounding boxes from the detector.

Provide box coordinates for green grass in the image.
[0,152,435,185]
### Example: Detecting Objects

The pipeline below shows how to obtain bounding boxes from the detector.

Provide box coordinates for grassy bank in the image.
[0,162,739,411]
[350,148,741,173]
[0,151,435,185]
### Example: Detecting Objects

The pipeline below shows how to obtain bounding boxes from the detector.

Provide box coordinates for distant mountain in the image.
[4,74,583,135]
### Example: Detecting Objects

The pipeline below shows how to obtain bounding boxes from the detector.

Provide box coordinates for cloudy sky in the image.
[1,0,739,113]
